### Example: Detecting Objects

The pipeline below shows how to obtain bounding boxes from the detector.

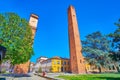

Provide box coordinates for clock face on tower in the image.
[29,16,38,28]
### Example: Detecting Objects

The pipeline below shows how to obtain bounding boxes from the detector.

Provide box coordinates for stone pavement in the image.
[0,73,47,80]
[35,72,74,80]
[46,73,75,80]
[0,73,72,80]
[45,73,64,79]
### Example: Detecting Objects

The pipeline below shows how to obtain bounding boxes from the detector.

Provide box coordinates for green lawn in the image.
[57,73,120,80]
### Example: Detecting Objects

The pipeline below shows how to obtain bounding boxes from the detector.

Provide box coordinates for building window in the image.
[57,61,60,64]
[64,61,66,65]
[68,62,69,65]
[54,61,56,64]
[73,14,75,17]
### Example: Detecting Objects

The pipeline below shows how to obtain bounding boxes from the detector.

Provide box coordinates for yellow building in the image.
[40,56,70,73]
[51,57,61,72]
[85,63,91,72]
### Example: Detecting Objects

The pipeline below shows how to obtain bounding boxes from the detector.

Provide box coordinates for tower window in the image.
[80,59,82,63]
[73,14,75,17]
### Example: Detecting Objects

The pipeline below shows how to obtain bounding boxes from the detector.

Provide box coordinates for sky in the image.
[0,0,120,63]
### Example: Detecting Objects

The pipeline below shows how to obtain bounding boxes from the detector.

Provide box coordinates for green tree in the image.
[38,67,42,73]
[0,13,33,65]
[108,19,120,71]
[82,31,111,73]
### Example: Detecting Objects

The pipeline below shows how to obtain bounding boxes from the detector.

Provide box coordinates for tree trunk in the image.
[114,63,119,72]
[98,67,101,73]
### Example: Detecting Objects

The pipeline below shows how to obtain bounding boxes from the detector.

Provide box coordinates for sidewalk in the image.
[0,73,47,80]
[34,72,71,80]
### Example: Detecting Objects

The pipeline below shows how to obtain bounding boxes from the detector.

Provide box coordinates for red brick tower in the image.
[68,5,86,74]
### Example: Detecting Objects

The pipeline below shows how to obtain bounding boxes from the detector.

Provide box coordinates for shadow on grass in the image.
[0,78,6,80]
[1,74,31,77]
[95,77,120,80]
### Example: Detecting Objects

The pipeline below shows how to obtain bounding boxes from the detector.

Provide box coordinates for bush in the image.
[1,68,6,73]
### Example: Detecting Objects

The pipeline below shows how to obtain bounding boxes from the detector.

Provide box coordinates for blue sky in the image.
[0,0,120,63]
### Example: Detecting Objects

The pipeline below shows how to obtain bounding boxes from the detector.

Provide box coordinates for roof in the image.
[31,14,39,19]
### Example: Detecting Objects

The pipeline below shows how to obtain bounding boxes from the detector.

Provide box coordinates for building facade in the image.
[34,57,48,72]
[30,62,35,72]
[38,56,70,73]
[61,58,70,72]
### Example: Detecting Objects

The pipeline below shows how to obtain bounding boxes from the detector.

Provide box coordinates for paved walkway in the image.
[0,73,47,80]
[35,73,67,80]
[0,73,69,80]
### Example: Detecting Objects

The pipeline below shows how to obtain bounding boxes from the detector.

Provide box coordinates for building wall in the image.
[61,59,70,72]
[34,62,41,72]
[39,57,70,73]
[30,62,35,72]
[34,57,48,72]
[14,60,30,74]
[51,59,61,72]
[1,60,11,72]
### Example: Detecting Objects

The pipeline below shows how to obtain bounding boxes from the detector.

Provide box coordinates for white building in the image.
[41,59,51,72]
[30,62,35,72]
[1,60,11,73]
[34,56,48,72]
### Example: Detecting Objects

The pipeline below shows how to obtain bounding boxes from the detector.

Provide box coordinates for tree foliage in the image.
[0,13,33,65]
[82,31,111,72]
[109,19,120,61]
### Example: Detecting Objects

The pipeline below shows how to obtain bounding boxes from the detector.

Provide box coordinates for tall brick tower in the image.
[14,14,38,74]
[68,5,86,74]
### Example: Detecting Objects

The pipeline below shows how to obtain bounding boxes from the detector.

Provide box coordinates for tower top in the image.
[68,5,76,16]
[31,14,39,19]
[68,5,75,10]
[29,14,39,29]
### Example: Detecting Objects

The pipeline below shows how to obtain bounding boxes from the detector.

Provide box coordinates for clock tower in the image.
[29,14,38,39]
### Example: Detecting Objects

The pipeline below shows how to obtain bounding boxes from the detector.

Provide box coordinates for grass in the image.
[57,73,120,80]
